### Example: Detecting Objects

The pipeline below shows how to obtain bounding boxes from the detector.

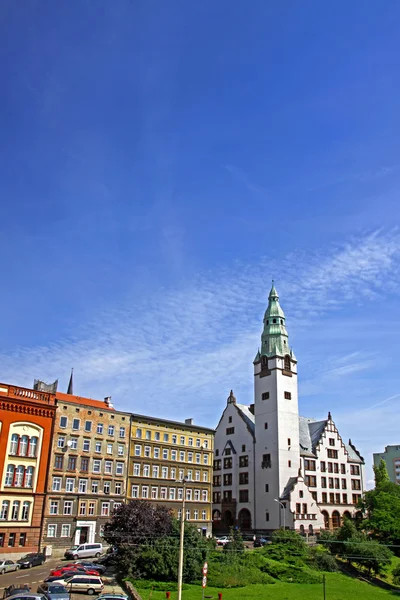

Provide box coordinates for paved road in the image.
[0,558,60,595]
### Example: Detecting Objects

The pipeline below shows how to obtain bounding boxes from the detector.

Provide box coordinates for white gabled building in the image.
[212,283,365,534]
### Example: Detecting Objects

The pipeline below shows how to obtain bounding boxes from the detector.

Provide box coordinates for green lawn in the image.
[135,573,395,600]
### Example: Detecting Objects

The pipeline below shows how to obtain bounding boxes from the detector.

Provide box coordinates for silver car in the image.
[36,585,69,600]
[0,560,20,574]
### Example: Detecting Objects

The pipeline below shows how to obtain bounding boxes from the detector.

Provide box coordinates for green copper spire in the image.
[256,282,292,359]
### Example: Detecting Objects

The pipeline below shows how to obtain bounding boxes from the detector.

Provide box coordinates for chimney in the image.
[104,396,114,408]
[185,418,193,425]
[249,404,255,415]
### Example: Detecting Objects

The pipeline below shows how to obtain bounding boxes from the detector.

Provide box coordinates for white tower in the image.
[253,283,300,531]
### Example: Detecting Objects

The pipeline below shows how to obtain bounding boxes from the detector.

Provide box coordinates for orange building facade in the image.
[0,383,56,555]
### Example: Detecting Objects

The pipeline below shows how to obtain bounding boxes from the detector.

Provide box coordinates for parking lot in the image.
[0,558,124,599]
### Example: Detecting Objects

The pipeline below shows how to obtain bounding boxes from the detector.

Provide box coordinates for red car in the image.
[50,565,99,576]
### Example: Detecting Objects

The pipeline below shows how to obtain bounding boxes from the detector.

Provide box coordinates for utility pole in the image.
[274,498,285,530]
[177,478,187,600]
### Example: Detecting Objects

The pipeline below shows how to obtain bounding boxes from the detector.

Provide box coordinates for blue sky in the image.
[1,1,400,483]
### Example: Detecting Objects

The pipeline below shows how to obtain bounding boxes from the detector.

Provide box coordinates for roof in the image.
[56,392,115,411]
[299,416,327,456]
[281,476,298,500]
[346,440,364,464]
[236,403,255,436]
[132,413,215,433]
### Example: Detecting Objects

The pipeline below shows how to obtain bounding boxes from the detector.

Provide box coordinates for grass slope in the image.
[135,572,393,600]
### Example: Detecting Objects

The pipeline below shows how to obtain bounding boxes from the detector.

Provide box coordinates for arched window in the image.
[10,434,18,455]
[308,524,313,534]
[29,436,38,457]
[322,510,329,529]
[25,466,34,488]
[332,510,341,529]
[0,501,9,520]
[11,501,20,520]
[21,501,30,521]
[15,466,24,487]
[5,465,14,486]
[19,435,28,456]
[284,355,291,372]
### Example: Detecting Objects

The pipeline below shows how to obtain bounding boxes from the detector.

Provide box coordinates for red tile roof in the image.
[56,391,115,410]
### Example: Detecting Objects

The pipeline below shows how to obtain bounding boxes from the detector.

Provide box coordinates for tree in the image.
[360,483,400,544]
[224,527,244,556]
[374,459,390,487]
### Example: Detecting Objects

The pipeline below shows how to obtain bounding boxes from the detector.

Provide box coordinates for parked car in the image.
[3,585,31,599]
[50,566,99,577]
[43,574,78,583]
[64,543,103,560]
[215,536,230,546]
[72,561,106,574]
[97,595,128,600]
[50,575,104,595]
[96,550,117,567]
[0,560,20,574]
[5,596,45,600]
[253,536,268,547]
[17,553,45,569]
[36,584,69,600]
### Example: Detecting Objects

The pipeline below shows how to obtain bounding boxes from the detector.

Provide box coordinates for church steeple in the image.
[257,282,293,359]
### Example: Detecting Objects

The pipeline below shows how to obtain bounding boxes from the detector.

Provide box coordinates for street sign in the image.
[202,576,207,588]
[203,561,208,575]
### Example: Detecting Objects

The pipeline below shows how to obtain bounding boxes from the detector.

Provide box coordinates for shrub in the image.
[313,551,338,572]
[393,564,400,586]
[261,558,321,584]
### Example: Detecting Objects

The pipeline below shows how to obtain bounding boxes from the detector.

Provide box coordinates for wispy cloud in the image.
[223,164,267,195]
[1,230,399,437]
[308,165,398,192]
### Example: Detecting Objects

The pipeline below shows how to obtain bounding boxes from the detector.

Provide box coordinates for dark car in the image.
[3,585,31,599]
[17,553,45,569]
[254,536,268,547]
[96,550,117,567]
[73,561,106,575]
[36,584,69,600]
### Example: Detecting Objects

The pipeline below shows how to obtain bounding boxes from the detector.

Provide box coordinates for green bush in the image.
[129,580,190,591]
[260,558,321,584]
[207,562,275,588]
[313,551,338,572]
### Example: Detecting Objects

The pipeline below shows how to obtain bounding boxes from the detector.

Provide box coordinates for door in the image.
[79,528,89,544]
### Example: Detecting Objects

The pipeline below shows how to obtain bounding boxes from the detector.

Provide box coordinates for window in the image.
[203,471,208,482]
[78,479,88,493]
[155,431,160,441]
[304,459,316,471]
[194,489,200,501]
[320,461,326,472]
[302,503,307,514]
[330,493,335,503]
[5,465,14,487]
[186,488,192,501]
[186,509,191,520]
[171,467,176,479]
[97,423,103,434]
[7,532,15,547]
[83,439,90,452]
[67,456,77,470]
[163,433,169,442]
[239,455,248,467]
[143,465,150,477]
[284,391,291,400]
[204,439,209,449]
[223,490,232,501]
[10,500,19,520]
[81,458,89,472]
[341,464,346,474]
[19,533,26,547]
[195,453,201,464]
[60,416,68,428]
[0,501,9,520]
[299,490,303,498]
[202,489,208,502]
[172,434,177,444]
[160,487,167,499]
[95,442,102,453]
[224,457,232,469]
[188,437,193,446]
[61,524,71,537]
[21,502,30,521]
[214,459,221,470]
[70,438,78,450]
[72,418,80,430]
[224,474,232,485]
[92,480,99,493]
[328,462,333,473]
[146,430,151,440]
[196,438,201,448]
[327,449,338,459]
[25,466,33,488]
[180,435,185,445]
[63,500,72,515]
[334,463,339,473]
[305,475,317,487]
[152,465,159,478]
[284,355,291,371]
[342,479,347,489]
[29,437,38,457]
[188,452,193,463]
[288,438,291,446]
[133,463,140,476]
[226,427,235,435]
[116,462,124,475]
[171,450,177,461]
[228,416,232,423]
[202,510,207,520]
[119,427,126,438]
[352,494,361,505]
[47,525,57,538]
[265,512,270,522]
[351,479,361,490]
[85,420,92,432]
[350,465,360,476]
[19,435,28,455]
[342,493,348,503]
[262,392,270,400]
[144,446,151,458]
[115,482,122,495]
[262,454,271,468]
[66,478,75,492]
[329,438,335,446]
[322,492,327,503]
[57,436,65,449]
[135,445,141,457]
[336,493,341,504]
[163,449,169,460]
[136,428,142,438]
[101,502,110,516]
[79,502,87,516]
[131,485,139,498]
[118,444,124,456]
[103,482,110,494]
[264,422,268,430]
[194,509,199,520]
[14,465,24,486]
[321,477,327,488]
[169,488,176,500]
[105,461,113,474]
[108,425,115,436]
[107,443,113,454]
[265,484,269,492]
[239,472,249,485]
[52,477,62,492]
[142,486,149,499]
[93,460,101,473]
[9,434,18,455]
[180,450,185,461]
[288,460,291,467]
[162,467,168,478]
[151,487,158,499]
[296,503,301,513]
[49,501,58,515]
[328,477,334,489]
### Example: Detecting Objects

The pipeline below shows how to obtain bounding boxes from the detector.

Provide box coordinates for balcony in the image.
[295,513,317,521]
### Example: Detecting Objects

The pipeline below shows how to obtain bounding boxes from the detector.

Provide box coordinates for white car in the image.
[0,559,20,574]
[50,575,104,595]
[216,536,230,546]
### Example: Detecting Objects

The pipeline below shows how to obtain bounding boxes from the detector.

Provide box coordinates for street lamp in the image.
[177,477,188,600]
[274,499,285,530]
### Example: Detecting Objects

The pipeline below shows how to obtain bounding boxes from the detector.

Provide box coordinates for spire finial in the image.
[67,368,74,395]
[227,390,236,404]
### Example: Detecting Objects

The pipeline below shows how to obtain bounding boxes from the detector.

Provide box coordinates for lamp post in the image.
[177,477,188,600]
[274,499,285,530]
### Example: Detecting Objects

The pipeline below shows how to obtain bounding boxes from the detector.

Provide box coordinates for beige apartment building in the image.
[128,414,214,536]
[41,390,130,556]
